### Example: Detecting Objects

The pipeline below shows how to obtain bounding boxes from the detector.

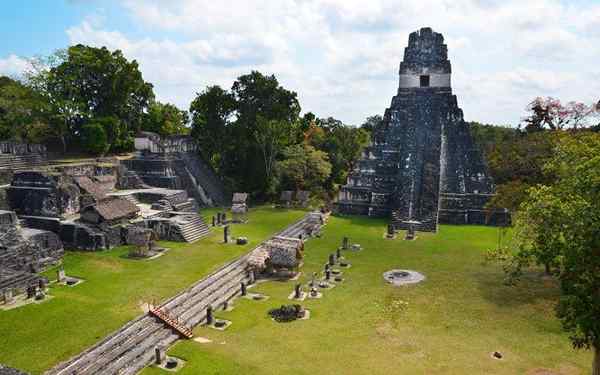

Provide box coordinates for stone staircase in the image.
[0,153,46,171]
[178,153,228,207]
[177,214,210,243]
[0,268,42,294]
[391,210,438,232]
[121,194,141,206]
[45,213,321,375]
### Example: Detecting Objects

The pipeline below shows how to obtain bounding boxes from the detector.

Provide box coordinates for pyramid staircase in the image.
[391,210,437,232]
[178,214,210,243]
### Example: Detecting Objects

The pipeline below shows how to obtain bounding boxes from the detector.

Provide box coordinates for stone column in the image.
[155,346,165,365]
[3,289,14,305]
[206,306,214,325]
[224,225,230,243]
[294,283,301,299]
[240,282,247,296]
[342,237,349,250]
[57,267,66,283]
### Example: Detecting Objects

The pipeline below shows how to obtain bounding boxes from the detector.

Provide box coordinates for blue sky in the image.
[1,0,599,126]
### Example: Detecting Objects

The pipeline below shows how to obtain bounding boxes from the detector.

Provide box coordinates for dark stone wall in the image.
[6,171,80,218]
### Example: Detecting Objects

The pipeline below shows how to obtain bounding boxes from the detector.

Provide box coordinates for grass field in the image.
[139,214,592,375]
[0,207,305,374]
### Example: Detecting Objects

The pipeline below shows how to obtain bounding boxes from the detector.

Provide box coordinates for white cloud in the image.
[6,0,600,126]
[0,55,30,78]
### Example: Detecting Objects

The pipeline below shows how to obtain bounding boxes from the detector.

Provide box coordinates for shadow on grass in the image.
[472,268,560,308]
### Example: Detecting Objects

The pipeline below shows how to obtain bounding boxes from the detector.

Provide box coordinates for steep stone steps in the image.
[178,215,210,243]
[0,154,46,171]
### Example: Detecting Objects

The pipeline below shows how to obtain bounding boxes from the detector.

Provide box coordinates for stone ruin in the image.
[4,156,212,251]
[231,192,248,223]
[0,210,63,303]
[248,236,304,278]
[336,27,509,232]
[123,132,228,207]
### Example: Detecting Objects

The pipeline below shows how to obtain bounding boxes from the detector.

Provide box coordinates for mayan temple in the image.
[337,27,507,232]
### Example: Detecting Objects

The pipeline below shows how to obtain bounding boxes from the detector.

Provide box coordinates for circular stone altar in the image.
[383,270,425,286]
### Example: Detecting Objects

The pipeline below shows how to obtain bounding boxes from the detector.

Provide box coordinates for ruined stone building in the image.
[123,132,229,207]
[336,27,508,232]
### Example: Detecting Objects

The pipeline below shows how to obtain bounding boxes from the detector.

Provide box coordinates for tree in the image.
[80,122,108,155]
[189,85,236,172]
[254,117,295,194]
[360,115,383,133]
[28,45,154,152]
[230,71,300,196]
[277,144,332,192]
[144,102,189,137]
[0,76,49,142]
[521,97,599,132]
[511,132,600,373]
[309,117,369,188]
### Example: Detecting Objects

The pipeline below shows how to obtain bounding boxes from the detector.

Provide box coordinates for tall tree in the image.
[230,71,300,196]
[29,45,154,152]
[189,85,236,172]
[513,132,600,374]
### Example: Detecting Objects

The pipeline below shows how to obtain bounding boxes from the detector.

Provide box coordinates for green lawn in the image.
[140,215,592,375]
[0,207,305,374]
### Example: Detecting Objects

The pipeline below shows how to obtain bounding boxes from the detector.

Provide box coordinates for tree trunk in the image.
[593,345,600,375]
[60,136,67,154]
[544,263,551,275]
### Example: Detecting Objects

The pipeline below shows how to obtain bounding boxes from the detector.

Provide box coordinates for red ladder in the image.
[149,307,193,339]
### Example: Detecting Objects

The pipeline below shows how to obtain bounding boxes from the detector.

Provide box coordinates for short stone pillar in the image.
[328,254,335,266]
[224,225,230,243]
[324,263,330,272]
[206,305,214,325]
[405,225,415,240]
[387,224,395,238]
[155,346,165,365]
[26,285,36,299]
[57,267,66,283]
[240,282,247,296]
[342,237,349,250]
[294,283,302,299]
[325,270,331,281]
[336,248,341,259]
[248,270,256,285]
[3,289,14,305]
[212,216,216,227]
